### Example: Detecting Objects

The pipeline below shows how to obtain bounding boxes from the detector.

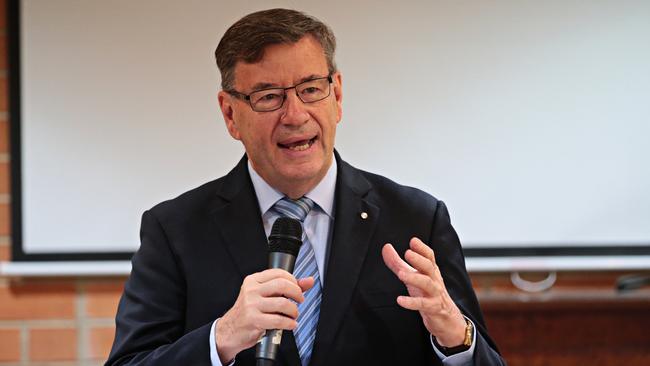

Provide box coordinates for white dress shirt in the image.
[209,159,475,365]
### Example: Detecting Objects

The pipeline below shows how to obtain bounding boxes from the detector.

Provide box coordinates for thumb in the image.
[382,243,414,276]
[297,276,315,292]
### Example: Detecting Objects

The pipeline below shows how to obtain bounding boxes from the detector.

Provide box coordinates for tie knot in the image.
[272,196,315,222]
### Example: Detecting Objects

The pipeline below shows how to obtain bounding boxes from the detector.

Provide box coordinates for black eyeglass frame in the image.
[225,75,333,112]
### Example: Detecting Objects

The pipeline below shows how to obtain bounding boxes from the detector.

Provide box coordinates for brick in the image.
[89,326,115,360]
[0,328,21,362]
[0,281,76,320]
[29,328,77,361]
[0,161,8,193]
[0,76,6,112]
[0,242,9,261]
[0,120,7,153]
[0,0,5,30]
[85,281,125,318]
[0,33,5,70]
[0,202,8,235]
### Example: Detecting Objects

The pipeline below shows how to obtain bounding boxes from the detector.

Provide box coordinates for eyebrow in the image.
[249,74,325,92]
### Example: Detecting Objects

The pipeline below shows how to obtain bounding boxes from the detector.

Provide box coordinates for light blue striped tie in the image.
[272,197,321,366]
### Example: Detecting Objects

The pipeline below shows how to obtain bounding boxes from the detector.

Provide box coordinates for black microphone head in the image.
[269,217,303,256]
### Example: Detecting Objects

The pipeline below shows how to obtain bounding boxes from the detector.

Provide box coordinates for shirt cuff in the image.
[430,317,477,366]
[210,319,236,366]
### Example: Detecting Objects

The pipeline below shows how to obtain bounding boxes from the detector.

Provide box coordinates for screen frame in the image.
[7,0,650,263]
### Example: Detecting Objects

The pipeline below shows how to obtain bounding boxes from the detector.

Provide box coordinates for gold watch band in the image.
[462,317,474,347]
[435,316,474,356]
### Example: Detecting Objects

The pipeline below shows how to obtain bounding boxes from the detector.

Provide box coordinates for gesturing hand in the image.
[382,237,466,347]
[215,268,315,363]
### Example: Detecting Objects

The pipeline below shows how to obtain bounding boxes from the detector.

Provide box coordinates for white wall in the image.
[19,0,650,254]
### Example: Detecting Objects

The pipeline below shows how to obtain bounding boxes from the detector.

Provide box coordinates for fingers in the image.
[409,237,434,261]
[242,311,298,332]
[383,238,438,275]
[258,313,298,331]
[216,268,310,359]
[396,295,426,311]
[253,268,300,284]
[382,243,415,276]
[258,277,305,303]
[383,238,447,300]
[396,295,450,315]
[258,296,300,319]
[379,238,465,343]
[397,269,439,296]
[404,249,434,276]
[248,268,310,303]
[404,238,443,281]
[297,276,315,292]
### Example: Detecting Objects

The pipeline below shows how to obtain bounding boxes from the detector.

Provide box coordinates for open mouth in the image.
[278,136,317,151]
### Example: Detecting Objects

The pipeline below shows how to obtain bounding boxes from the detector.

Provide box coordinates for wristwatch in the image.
[435,317,474,356]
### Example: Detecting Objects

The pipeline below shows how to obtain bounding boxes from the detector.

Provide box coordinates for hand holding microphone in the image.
[215,218,313,365]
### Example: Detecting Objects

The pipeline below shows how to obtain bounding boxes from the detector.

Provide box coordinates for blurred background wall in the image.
[0,1,648,365]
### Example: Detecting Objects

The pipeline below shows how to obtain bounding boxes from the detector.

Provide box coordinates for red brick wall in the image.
[0,278,125,364]
[0,2,126,364]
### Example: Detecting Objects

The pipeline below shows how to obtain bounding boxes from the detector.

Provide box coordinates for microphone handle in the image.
[269,251,297,273]
[255,252,297,365]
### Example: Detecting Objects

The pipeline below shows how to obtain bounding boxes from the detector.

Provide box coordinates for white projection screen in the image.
[9,0,650,265]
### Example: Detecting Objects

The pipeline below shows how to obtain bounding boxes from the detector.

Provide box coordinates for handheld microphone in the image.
[255,217,303,366]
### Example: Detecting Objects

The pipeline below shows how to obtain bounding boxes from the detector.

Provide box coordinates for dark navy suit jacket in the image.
[107,152,505,365]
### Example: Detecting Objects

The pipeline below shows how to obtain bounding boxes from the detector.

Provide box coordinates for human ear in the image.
[332,72,343,123]
[218,91,242,140]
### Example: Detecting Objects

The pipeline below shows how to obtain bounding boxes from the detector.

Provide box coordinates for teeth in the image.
[289,141,311,151]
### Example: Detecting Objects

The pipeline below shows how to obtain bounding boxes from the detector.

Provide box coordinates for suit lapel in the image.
[310,155,380,366]
[211,156,302,366]
[212,156,268,278]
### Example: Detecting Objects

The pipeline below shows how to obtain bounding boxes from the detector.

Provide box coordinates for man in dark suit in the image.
[107,8,505,366]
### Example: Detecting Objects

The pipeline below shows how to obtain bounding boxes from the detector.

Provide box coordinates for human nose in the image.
[279,89,309,126]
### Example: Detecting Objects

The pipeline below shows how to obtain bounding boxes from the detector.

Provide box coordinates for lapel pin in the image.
[360,212,368,219]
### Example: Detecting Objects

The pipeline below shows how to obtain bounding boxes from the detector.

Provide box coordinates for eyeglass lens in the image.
[249,78,331,112]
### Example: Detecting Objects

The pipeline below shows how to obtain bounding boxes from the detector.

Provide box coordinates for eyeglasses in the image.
[226,75,333,112]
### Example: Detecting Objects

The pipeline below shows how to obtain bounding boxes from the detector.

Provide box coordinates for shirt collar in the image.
[247,158,337,218]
